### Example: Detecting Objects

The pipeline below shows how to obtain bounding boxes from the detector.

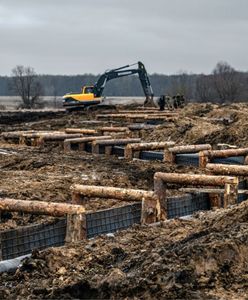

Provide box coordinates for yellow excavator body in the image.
[63,86,102,108]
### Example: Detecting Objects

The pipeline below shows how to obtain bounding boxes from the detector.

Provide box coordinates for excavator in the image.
[62,61,155,109]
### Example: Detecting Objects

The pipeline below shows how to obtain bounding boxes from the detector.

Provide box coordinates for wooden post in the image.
[223,183,238,207]
[105,146,113,156]
[154,175,167,220]
[199,150,210,168]
[163,149,176,163]
[65,213,86,243]
[141,196,160,224]
[209,193,222,209]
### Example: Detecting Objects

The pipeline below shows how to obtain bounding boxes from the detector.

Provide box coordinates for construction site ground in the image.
[0,102,248,299]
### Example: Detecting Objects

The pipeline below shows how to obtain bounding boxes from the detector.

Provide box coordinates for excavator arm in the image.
[93,62,154,102]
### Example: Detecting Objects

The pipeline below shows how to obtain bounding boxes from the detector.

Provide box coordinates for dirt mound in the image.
[1,201,248,299]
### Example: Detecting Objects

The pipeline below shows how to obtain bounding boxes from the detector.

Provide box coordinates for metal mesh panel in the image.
[167,193,210,219]
[112,146,125,156]
[212,156,244,165]
[86,203,141,238]
[238,180,248,203]
[176,153,199,166]
[140,151,163,161]
[1,219,66,260]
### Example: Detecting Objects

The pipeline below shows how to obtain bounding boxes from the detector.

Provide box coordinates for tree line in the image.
[1,62,247,108]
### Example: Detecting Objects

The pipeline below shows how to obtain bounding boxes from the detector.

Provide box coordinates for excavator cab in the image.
[83,86,94,94]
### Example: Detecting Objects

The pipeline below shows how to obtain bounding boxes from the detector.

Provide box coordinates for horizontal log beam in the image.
[206,163,248,176]
[92,138,141,146]
[169,144,212,154]
[0,198,85,216]
[126,141,175,151]
[71,184,155,201]
[208,148,248,158]
[154,172,238,186]
[99,126,129,132]
[65,128,97,135]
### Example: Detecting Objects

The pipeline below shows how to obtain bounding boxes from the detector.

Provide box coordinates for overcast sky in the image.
[0,0,247,75]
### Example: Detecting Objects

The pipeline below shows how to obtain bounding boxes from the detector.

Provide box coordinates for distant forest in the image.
[1,62,248,102]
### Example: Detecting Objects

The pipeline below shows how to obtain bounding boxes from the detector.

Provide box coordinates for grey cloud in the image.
[0,0,247,75]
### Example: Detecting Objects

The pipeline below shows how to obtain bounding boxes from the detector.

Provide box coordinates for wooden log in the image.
[154,172,238,186]
[36,133,84,147]
[91,138,141,154]
[245,155,248,165]
[164,144,212,163]
[65,128,97,135]
[169,144,212,154]
[144,116,178,121]
[117,110,162,114]
[224,182,238,207]
[65,213,86,243]
[206,163,248,176]
[64,135,111,152]
[0,198,85,216]
[71,184,155,202]
[99,127,129,133]
[208,148,248,158]
[125,142,175,160]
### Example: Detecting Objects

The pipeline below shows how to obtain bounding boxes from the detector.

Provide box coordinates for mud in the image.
[1,201,248,299]
[0,103,248,299]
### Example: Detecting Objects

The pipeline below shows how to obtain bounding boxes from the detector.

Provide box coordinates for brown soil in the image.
[0,103,248,299]
[1,201,248,299]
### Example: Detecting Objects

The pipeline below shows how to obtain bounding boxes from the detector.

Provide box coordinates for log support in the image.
[154,172,239,217]
[125,142,175,160]
[153,176,167,220]
[65,213,86,243]
[71,184,162,224]
[64,136,111,153]
[164,145,212,164]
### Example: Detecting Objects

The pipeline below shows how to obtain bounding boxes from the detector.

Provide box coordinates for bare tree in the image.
[168,72,192,99]
[10,65,43,109]
[196,74,215,102]
[212,61,240,102]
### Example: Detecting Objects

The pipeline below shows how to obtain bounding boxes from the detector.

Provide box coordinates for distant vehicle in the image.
[62,62,155,110]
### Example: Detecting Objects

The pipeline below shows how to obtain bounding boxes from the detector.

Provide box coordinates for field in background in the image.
[0,96,146,110]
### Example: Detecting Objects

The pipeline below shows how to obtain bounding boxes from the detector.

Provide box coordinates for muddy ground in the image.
[0,102,248,299]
